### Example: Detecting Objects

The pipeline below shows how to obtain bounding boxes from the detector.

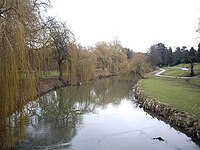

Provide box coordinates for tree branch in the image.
[0,7,12,15]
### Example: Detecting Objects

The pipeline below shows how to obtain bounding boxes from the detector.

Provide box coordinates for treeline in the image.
[148,43,200,67]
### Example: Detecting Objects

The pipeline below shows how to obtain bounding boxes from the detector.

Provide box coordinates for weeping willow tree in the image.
[66,43,77,84]
[119,53,153,80]
[0,0,50,148]
[76,47,96,82]
[94,40,128,77]
[30,47,56,78]
[68,44,96,84]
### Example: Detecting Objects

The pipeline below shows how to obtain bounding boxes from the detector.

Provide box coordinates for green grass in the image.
[162,63,200,77]
[162,67,190,77]
[37,70,60,79]
[189,79,200,87]
[143,73,200,119]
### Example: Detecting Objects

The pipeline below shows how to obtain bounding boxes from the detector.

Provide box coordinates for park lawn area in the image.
[162,63,200,77]
[142,73,200,119]
[189,79,200,86]
[37,70,60,79]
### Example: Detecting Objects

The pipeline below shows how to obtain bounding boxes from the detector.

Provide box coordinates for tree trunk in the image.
[190,61,194,76]
[58,62,63,80]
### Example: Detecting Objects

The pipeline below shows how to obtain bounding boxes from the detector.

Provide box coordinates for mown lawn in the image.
[37,70,60,79]
[162,63,200,77]
[142,73,200,119]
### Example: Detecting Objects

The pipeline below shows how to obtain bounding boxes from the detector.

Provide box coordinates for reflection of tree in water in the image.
[7,78,135,149]
[94,78,133,106]
[0,111,27,149]
[59,77,135,110]
[13,90,82,149]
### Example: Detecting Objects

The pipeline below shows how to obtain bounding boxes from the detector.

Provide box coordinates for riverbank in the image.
[37,78,68,96]
[145,70,200,118]
[135,75,200,141]
[36,70,113,97]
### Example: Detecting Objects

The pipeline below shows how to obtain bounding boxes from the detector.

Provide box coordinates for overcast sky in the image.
[48,0,200,52]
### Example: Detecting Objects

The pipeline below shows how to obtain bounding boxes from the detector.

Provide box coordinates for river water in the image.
[13,78,200,150]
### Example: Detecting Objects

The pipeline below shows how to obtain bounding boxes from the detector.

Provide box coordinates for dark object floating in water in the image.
[138,104,142,108]
[153,137,164,141]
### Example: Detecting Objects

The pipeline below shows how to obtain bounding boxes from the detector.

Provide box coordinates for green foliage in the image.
[147,43,200,68]
[148,43,173,67]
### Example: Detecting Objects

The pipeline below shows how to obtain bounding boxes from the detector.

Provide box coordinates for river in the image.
[13,78,200,150]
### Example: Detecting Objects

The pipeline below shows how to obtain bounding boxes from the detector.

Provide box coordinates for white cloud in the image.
[48,0,200,52]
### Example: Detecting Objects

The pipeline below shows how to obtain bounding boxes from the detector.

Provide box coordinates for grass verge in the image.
[162,63,200,77]
[142,72,200,119]
[37,70,60,79]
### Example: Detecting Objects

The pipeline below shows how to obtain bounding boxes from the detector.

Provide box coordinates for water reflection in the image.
[9,78,200,150]
[13,77,135,149]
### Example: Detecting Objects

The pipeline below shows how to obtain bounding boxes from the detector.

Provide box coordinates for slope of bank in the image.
[146,70,200,118]
[135,74,200,141]
[36,69,113,97]
[37,78,68,96]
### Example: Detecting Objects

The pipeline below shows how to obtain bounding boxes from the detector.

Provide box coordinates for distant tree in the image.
[197,43,200,62]
[94,40,127,76]
[157,43,168,66]
[120,52,152,79]
[180,46,189,63]
[131,53,152,78]
[196,19,200,62]
[189,47,197,62]
[188,47,196,76]
[123,48,133,60]
[46,17,75,80]
[95,41,110,70]
[167,47,173,66]
[147,44,161,67]
[148,43,174,67]
[68,44,96,84]
[173,47,182,65]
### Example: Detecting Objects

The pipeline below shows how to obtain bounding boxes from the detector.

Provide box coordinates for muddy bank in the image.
[36,71,113,97]
[36,68,115,97]
[37,78,68,96]
[135,80,200,141]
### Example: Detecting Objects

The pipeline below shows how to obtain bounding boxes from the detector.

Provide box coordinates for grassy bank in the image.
[162,63,200,77]
[142,72,200,119]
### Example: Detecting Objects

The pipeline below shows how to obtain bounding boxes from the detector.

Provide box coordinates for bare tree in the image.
[46,17,75,80]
